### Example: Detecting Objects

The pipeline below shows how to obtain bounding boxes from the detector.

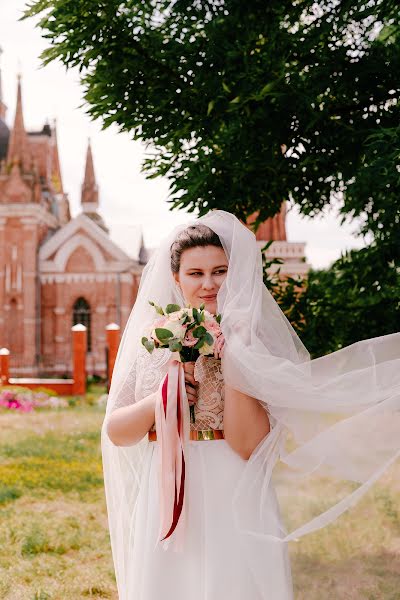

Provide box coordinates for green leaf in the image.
[204,332,214,346]
[207,100,215,116]
[166,303,181,314]
[258,82,275,98]
[143,339,155,353]
[154,327,174,341]
[194,338,205,349]
[192,307,199,323]
[193,326,206,338]
[154,305,165,316]
[169,339,183,352]
[215,314,222,324]
[222,81,231,93]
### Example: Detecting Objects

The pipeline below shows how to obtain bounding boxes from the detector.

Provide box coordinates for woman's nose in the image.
[201,276,215,290]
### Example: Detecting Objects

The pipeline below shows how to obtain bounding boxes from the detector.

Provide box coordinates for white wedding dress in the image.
[102,210,400,600]
[125,351,294,600]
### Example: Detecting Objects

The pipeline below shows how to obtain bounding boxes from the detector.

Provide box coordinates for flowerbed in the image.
[0,387,68,412]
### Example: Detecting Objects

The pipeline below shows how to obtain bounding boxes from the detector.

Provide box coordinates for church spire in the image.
[80,139,108,233]
[6,74,30,171]
[81,138,99,209]
[51,119,64,194]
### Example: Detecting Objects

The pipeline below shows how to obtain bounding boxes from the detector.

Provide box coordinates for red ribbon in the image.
[154,359,189,551]
[160,373,186,541]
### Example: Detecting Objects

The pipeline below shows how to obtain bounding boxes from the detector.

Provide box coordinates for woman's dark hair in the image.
[170,224,223,273]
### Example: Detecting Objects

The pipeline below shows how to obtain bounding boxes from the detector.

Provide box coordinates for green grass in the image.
[0,404,115,600]
[0,403,399,599]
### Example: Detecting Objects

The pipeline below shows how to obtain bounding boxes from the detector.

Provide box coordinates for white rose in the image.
[198,340,215,356]
[203,309,214,319]
[168,309,186,322]
[166,319,186,340]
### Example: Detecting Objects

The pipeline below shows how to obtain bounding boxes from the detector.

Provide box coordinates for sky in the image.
[0,0,368,268]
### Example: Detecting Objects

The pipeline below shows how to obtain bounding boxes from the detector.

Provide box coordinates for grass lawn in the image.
[0,398,399,599]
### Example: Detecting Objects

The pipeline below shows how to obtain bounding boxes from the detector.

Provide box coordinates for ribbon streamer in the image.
[154,359,190,552]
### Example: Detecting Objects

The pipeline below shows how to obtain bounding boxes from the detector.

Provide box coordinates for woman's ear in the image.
[173,273,180,285]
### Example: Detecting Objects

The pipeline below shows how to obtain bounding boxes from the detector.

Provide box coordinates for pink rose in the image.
[150,316,168,344]
[154,316,168,328]
[183,329,198,348]
[204,318,222,338]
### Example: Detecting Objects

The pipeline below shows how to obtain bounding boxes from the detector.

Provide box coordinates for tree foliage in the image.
[24,0,400,245]
[23,0,400,354]
[264,243,400,357]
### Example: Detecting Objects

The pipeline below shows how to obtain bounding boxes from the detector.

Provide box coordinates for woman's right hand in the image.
[183,361,198,407]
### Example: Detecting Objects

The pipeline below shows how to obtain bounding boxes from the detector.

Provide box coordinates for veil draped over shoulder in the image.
[101,210,400,597]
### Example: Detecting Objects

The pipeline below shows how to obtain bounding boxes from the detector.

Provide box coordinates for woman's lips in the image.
[200,294,217,300]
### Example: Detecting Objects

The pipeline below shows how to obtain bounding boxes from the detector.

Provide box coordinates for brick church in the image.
[0,67,308,378]
[0,74,145,377]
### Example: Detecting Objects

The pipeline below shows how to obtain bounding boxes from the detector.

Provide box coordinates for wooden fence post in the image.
[0,348,10,385]
[106,323,120,391]
[71,324,87,395]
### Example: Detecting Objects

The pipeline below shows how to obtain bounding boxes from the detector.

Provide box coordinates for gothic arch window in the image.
[72,297,92,352]
[9,298,23,356]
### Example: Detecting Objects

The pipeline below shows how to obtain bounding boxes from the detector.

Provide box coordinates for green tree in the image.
[24,0,400,248]
[264,243,400,357]
[24,0,400,354]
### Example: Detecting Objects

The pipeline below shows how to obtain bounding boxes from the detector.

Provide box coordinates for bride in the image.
[101,210,400,599]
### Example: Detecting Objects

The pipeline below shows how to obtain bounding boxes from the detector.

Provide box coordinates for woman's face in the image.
[173,245,228,315]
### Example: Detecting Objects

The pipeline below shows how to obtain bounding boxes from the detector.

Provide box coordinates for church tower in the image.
[247,202,310,279]
[0,69,71,374]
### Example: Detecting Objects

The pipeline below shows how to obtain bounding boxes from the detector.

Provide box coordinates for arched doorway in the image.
[72,297,92,352]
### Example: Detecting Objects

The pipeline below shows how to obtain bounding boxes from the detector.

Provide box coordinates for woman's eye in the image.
[188,270,227,276]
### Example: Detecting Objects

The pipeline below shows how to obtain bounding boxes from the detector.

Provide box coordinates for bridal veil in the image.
[101,209,400,596]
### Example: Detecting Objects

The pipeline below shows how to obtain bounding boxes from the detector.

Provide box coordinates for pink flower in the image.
[183,329,198,348]
[204,318,222,338]
[153,316,168,329]
[150,316,168,344]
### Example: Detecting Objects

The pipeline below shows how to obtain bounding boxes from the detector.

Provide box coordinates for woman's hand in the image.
[214,335,225,360]
[183,361,198,407]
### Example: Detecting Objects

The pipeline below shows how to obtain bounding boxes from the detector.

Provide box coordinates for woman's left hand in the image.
[214,335,225,360]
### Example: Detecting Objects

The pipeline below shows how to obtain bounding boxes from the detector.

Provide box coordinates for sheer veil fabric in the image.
[101,210,400,597]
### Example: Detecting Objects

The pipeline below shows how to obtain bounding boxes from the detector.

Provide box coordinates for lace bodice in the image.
[149,354,224,432]
[192,355,224,431]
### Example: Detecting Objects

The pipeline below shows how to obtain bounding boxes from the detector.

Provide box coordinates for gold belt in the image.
[148,429,224,442]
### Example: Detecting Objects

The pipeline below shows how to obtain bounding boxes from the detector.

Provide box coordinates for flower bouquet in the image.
[142,302,224,424]
[141,301,224,548]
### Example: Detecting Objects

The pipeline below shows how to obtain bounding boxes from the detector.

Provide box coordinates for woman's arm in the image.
[106,392,157,446]
[107,362,198,447]
[223,383,270,460]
